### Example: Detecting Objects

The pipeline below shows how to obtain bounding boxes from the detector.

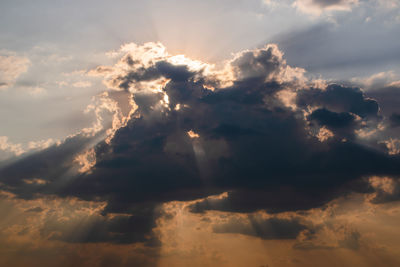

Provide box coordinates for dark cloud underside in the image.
[1,43,400,244]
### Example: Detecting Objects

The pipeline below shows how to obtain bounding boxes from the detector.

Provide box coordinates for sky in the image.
[0,1,400,266]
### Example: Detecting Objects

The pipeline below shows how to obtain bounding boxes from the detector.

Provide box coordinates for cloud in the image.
[26,86,46,96]
[81,90,136,144]
[309,108,357,128]
[297,84,379,118]
[375,0,399,9]
[42,208,159,245]
[381,138,400,155]
[0,137,56,161]
[0,136,24,156]
[213,215,308,240]
[274,20,400,81]
[368,176,400,203]
[0,52,30,89]
[294,228,361,250]
[293,0,358,15]
[366,84,400,117]
[389,113,400,127]
[24,206,44,213]
[0,132,100,199]
[1,42,400,246]
[0,191,158,267]
[351,71,399,89]
[72,81,92,88]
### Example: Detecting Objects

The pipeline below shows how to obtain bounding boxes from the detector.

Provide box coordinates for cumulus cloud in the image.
[82,90,136,144]
[0,136,24,156]
[1,42,400,246]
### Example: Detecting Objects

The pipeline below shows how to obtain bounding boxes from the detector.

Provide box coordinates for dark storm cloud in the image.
[0,133,98,199]
[1,43,400,244]
[230,46,281,80]
[113,57,196,91]
[307,108,359,140]
[297,84,379,118]
[309,108,356,128]
[61,48,399,217]
[213,215,308,240]
[189,189,340,214]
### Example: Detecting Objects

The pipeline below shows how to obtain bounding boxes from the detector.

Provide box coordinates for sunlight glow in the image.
[187,130,200,139]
